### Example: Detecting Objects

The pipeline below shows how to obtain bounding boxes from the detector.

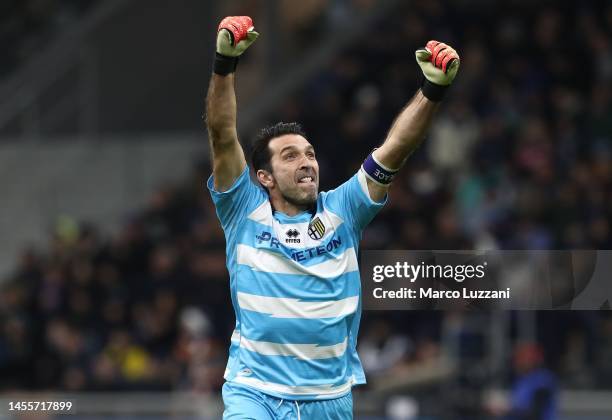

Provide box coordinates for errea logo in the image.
[285,229,301,244]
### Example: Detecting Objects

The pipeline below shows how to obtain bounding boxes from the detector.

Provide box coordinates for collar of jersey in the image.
[273,209,313,224]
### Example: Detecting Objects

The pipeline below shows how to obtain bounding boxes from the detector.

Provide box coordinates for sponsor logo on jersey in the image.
[291,236,342,262]
[255,231,281,248]
[256,231,272,243]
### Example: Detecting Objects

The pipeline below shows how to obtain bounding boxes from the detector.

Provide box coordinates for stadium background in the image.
[1,0,611,418]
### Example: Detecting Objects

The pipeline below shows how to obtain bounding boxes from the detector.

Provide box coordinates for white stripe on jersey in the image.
[240,337,348,360]
[237,244,358,278]
[237,292,359,319]
[233,375,355,398]
[276,209,345,249]
[247,201,347,247]
[248,201,345,231]
[231,329,240,343]
[248,200,272,224]
[357,169,372,196]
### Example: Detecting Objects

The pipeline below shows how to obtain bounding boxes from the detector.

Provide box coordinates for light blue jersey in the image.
[208,166,385,401]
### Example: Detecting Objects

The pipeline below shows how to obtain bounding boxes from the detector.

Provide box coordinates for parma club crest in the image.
[308,217,326,240]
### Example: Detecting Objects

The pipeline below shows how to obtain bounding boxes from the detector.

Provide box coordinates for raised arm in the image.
[364,41,460,202]
[205,16,258,192]
[207,72,244,191]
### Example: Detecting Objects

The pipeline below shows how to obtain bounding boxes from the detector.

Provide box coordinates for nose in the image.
[298,153,313,169]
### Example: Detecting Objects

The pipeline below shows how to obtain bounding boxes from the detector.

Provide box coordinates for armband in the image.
[361,153,399,186]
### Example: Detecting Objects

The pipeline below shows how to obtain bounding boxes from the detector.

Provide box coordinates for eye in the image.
[306,151,316,159]
[284,152,296,160]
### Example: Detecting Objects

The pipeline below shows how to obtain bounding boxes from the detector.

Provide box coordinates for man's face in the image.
[267,134,319,207]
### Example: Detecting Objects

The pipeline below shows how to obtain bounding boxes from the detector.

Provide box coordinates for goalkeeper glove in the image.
[415,40,460,102]
[213,16,259,75]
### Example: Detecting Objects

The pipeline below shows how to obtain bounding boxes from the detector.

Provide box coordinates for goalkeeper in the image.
[205,16,460,420]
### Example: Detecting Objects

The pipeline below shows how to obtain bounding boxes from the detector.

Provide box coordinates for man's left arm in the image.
[365,40,460,202]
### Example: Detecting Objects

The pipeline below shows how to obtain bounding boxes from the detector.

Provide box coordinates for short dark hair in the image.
[251,122,307,172]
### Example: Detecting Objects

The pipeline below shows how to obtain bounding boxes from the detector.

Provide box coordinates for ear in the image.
[256,169,274,189]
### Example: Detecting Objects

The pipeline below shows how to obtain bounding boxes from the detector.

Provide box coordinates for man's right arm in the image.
[206,73,245,191]
[205,16,258,192]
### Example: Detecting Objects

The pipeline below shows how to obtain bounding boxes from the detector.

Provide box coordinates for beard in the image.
[281,186,318,207]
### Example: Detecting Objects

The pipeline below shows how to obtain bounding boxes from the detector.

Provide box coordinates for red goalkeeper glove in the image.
[415,40,460,101]
[213,16,259,75]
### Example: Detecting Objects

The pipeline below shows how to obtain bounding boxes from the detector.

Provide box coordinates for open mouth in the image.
[298,176,314,184]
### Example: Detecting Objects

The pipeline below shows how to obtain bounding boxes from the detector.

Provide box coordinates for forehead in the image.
[268,134,313,155]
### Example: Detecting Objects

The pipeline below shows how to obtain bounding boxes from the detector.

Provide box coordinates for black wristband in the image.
[420,78,449,102]
[213,52,238,75]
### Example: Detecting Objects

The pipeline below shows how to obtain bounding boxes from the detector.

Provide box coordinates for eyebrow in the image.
[279,145,314,154]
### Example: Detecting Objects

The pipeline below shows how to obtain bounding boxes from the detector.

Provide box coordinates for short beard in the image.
[282,190,317,208]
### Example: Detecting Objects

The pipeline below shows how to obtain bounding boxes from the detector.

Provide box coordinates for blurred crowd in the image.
[0,0,98,80]
[277,0,612,251]
[1,0,612,415]
[0,168,232,392]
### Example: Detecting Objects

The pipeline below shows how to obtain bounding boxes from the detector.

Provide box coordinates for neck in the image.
[269,194,311,216]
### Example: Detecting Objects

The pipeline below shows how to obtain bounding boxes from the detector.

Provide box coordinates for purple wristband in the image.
[361,153,398,185]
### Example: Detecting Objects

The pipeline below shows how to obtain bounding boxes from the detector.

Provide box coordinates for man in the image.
[507,343,557,420]
[206,15,459,419]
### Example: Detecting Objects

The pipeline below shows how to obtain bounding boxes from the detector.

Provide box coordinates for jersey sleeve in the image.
[207,166,268,235]
[323,168,387,233]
